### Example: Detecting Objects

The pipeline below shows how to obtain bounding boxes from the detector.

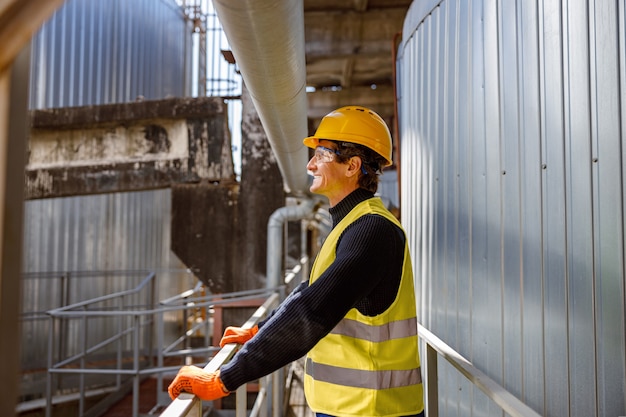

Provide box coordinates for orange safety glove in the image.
[219,325,258,348]
[168,366,229,401]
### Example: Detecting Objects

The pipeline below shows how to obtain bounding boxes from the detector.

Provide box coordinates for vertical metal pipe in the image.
[300,220,309,286]
[266,199,314,290]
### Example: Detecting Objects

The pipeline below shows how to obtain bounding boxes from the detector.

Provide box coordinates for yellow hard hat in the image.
[303,106,393,167]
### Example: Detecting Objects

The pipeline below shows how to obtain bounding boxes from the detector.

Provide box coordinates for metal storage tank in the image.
[20,0,192,403]
[29,0,191,108]
[397,0,625,416]
[24,0,191,273]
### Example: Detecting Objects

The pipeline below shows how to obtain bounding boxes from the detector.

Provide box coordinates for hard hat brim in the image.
[303,136,319,149]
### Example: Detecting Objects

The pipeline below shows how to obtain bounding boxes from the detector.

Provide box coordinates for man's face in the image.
[306,140,350,204]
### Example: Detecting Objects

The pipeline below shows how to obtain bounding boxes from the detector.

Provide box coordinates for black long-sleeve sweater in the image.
[219,188,406,391]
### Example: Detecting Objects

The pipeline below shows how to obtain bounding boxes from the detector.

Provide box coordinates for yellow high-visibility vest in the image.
[304,197,424,417]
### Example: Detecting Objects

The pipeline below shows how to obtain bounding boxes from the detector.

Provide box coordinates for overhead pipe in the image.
[212,0,310,196]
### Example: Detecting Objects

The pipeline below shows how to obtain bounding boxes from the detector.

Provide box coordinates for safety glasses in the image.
[312,145,368,174]
[312,146,341,163]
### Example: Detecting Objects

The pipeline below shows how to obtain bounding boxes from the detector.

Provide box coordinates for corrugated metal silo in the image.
[398,1,625,416]
[20,0,193,402]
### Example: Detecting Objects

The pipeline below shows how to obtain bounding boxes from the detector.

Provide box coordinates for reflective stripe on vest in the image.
[305,357,422,389]
[330,316,418,342]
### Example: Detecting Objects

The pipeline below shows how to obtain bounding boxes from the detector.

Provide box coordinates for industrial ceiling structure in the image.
[302,0,411,122]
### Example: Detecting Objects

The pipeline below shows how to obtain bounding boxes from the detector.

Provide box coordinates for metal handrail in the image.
[159,304,542,417]
[418,324,542,417]
[45,271,159,417]
[160,292,281,417]
[47,271,156,316]
[39,265,542,416]
[43,270,283,417]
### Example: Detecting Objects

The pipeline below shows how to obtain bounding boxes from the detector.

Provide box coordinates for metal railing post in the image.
[160,292,280,417]
[43,277,284,417]
[157,303,165,406]
[116,290,123,389]
[147,272,156,363]
[418,324,542,417]
[273,369,282,417]
[133,314,141,417]
[79,307,87,416]
[236,384,247,417]
[45,315,54,417]
[259,375,269,417]
[426,343,438,417]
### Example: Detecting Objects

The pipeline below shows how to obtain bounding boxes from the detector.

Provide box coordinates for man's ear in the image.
[345,156,362,178]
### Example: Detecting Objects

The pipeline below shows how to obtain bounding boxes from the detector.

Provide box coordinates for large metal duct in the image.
[212,0,310,196]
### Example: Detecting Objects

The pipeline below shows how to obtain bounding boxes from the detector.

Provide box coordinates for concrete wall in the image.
[26,97,232,198]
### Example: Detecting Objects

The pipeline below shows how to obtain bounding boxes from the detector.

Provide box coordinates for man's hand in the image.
[219,325,258,347]
[168,366,229,401]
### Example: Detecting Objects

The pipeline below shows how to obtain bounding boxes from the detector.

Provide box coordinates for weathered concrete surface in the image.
[171,182,239,294]
[26,95,285,296]
[26,97,234,199]
[171,85,285,294]
[235,83,285,292]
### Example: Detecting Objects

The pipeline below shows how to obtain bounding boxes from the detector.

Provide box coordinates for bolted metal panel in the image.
[398,0,626,416]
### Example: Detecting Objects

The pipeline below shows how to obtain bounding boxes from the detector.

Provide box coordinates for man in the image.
[168,106,425,417]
